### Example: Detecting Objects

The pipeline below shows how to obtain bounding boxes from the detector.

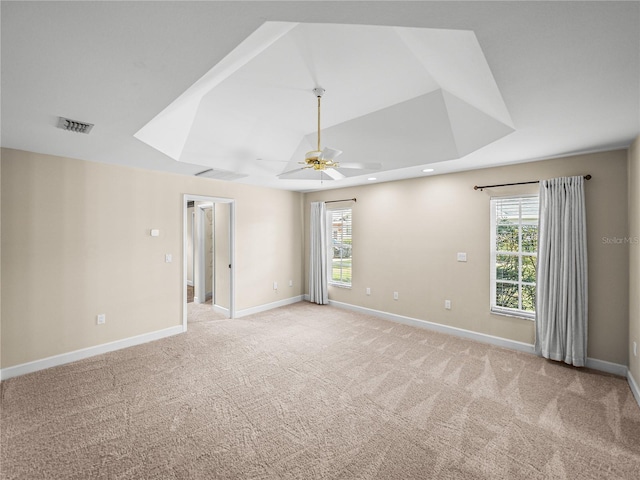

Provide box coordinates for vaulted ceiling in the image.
[2,1,639,191]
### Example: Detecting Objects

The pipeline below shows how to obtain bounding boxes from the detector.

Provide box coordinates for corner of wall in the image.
[629,137,640,384]
[0,150,3,371]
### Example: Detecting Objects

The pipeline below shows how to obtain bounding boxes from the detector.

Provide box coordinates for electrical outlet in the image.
[445,300,451,310]
[366,287,371,295]
[165,254,172,263]
[393,291,399,300]
[289,280,293,287]
[273,281,278,290]
[97,314,106,325]
[457,252,467,262]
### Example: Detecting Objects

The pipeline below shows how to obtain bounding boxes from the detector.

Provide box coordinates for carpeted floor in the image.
[187,285,194,303]
[187,300,226,323]
[1,302,639,479]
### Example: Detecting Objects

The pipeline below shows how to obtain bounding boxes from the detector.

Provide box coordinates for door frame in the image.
[183,194,236,330]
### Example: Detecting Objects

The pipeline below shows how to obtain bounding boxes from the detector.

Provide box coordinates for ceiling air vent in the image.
[57,117,94,134]
[195,168,248,182]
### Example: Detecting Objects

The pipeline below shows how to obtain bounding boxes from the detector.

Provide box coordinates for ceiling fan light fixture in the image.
[305,150,322,161]
[280,87,379,180]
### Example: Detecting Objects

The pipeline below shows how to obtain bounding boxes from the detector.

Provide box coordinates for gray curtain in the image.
[309,201,328,305]
[535,176,588,366]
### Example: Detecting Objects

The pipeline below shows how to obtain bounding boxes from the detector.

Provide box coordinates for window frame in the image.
[489,195,538,320]
[327,206,352,288]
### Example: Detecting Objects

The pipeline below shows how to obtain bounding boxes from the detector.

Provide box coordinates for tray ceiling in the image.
[135,22,514,185]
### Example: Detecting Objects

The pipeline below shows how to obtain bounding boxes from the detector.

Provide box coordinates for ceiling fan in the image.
[278,88,381,181]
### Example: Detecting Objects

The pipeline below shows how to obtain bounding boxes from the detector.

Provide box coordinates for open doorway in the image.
[183,194,235,330]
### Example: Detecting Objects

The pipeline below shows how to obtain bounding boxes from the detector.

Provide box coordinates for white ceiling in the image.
[135,22,515,183]
[2,1,639,192]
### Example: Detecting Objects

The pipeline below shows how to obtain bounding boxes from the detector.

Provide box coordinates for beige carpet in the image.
[187,300,226,323]
[2,302,639,479]
[187,285,194,304]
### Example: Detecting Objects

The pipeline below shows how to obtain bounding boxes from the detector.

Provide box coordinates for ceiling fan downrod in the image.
[313,87,325,153]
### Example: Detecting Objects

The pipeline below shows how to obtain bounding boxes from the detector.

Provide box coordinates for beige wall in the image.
[214,202,231,310]
[0,148,304,368]
[186,206,194,285]
[203,204,213,298]
[629,137,640,381]
[305,150,630,365]
[1,146,632,371]
[0,154,2,369]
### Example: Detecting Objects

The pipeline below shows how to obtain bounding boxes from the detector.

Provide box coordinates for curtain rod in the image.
[325,198,357,204]
[474,175,591,192]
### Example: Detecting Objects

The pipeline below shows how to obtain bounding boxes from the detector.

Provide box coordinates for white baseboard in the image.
[327,299,536,354]
[325,299,630,379]
[4,297,636,407]
[585,357,628,377]
[628,370,640,408]
[212,304,229,316]
[235,295,304,318]
[0,296,304,381]
[0,325,185,381]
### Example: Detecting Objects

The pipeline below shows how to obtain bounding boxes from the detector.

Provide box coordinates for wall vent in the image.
[57,117,94,134]
[195,168,248,182]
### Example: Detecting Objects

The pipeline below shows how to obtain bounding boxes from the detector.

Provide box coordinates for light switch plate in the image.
[457,252,467,262]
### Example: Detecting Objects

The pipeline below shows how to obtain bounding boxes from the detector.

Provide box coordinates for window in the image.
[490,196,539,319]
[329,207,352,286]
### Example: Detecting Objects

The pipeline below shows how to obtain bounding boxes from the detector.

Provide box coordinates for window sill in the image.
[329,283,352,289]
[491,308,535,321]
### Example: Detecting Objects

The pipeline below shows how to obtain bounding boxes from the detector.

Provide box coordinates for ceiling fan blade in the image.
[319,147,342,161]
[258,158,290,163]
[277,167,307,178]
[337,162,382,170]
[278,167,334,180]
[324,168,345,180]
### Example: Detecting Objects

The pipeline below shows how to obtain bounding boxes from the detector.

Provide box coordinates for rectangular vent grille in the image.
[57,117,94,134]
[195,168,248,182]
